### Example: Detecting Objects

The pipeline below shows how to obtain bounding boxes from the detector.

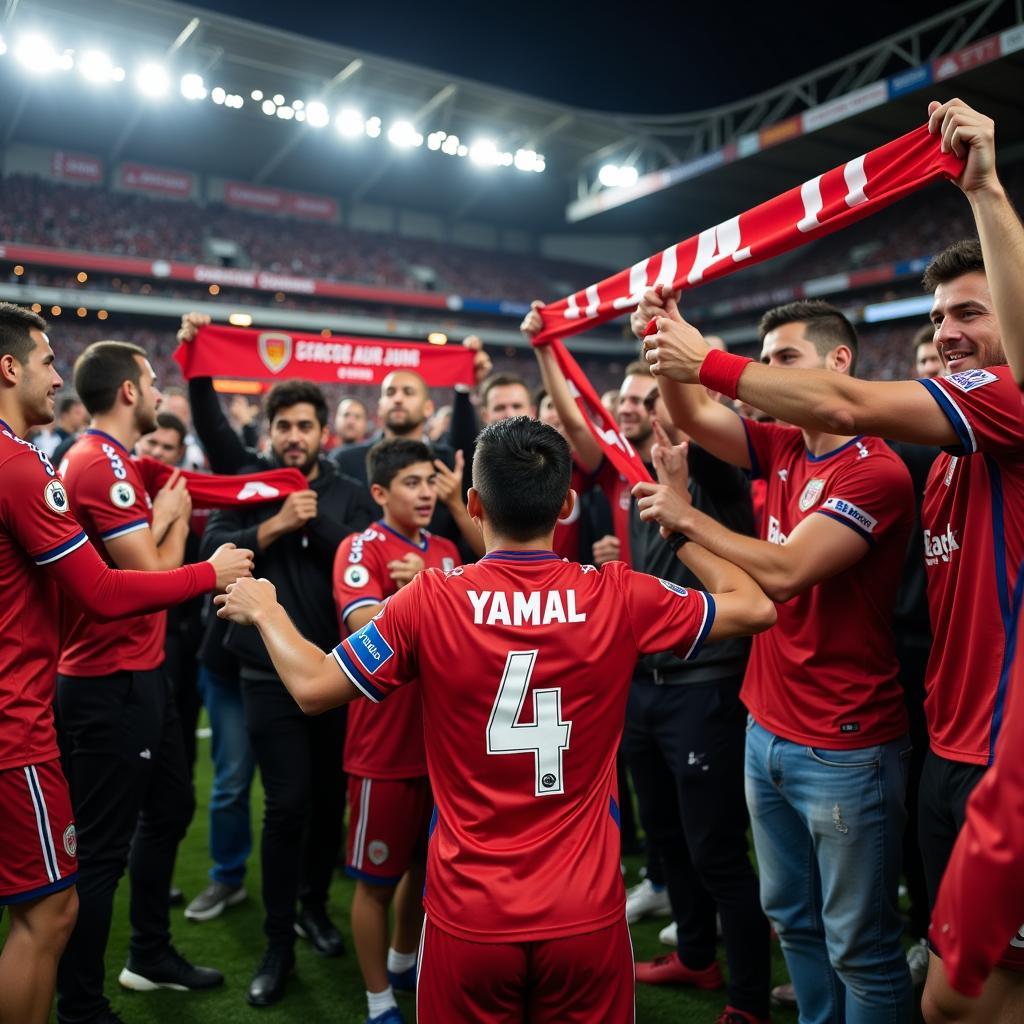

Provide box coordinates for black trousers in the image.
[241,675,347,947]
[164,626,202,779]
[55,668,193,1024]
[623,675,770,1018]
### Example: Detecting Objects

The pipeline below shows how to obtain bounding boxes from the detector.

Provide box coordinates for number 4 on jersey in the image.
[487,650,572,797]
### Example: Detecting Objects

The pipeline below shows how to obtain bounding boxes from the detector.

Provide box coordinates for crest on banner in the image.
[258,332,293,374]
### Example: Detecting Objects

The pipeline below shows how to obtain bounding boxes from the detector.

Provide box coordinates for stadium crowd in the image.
[1,97,1023,1024]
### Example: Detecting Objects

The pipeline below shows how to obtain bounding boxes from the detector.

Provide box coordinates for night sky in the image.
[196,0,944,113]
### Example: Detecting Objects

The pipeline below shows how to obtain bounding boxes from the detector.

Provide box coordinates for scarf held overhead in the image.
[533,123,965,486]
[174,325,476,388]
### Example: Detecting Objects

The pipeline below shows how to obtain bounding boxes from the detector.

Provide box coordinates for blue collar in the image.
[85,428,130,455]
[805,436,863,463]
[378,520,428,552]
[0,417,13,435]
[482,549,562,563]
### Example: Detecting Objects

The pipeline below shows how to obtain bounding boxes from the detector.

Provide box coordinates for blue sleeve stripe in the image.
[34,531,88,566]
[683,591,717,661]
[341,597,382,623]
[815,509,875,545]
[919,378,976,454]
[99,519,149,541]
[741,417,762,479]
[331,644,384,702]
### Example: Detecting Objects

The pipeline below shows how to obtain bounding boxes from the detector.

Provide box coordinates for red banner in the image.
[120,162,194,198]
[52,150,103,183]
[175,325,475,387]
[535,124,963,345]
[224,181,338,222]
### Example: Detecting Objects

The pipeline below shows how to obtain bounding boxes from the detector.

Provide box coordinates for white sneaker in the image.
[625,879,671,924]
[658,921,677,946]
[907,939,930,987]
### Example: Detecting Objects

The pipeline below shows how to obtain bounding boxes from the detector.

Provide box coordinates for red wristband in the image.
[698,349,753,401]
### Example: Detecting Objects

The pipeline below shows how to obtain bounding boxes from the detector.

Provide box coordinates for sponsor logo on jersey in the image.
[236,480,281,501]
[659,579,689,598]
[944,456,958,488]
[946,368,998,393]
[258,332,293,374]
[443,566,464,578]
[344,564,370,588]
[100,442,128,480]
[923,524,960,565]
[63,823,77,858]
[442,557,455,572]
[798,478,825,512]
[44,479,70,513]
[3,427,57,475]
[351,622,394,674]
[110,481,136,508]
[822,497,877,534]
[767,515,788,545]
[467,589,587,626]
[367,840,389,866]
[348,528,384,564]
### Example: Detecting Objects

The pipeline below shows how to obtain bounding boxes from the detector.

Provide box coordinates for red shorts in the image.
[345,775,432,885]
[416,915,634,1023]
[0,759,78,904]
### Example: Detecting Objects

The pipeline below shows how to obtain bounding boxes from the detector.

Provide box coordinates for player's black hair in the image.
[155,410,187,444]
[367,438,435,489]
[758,299,859,375]
[473,416,571,542]
[0,302,47,365]
[265,379,328,427]
[922,238,984,293]
[73,340,147,415]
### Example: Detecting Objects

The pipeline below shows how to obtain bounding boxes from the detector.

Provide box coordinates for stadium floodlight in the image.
[261,98,276,115]
[305,101,329,128]
[227,94,244,109]
[598,164,621,187]
[441,134,460,155]
[618,165,638,187]
[469,139,501,167]
[335,107,364,137]
[272,93,285,105]
[135,62,170,98]
[79,50,115,83]
[180,73,207,100]
[111,67,125,82]
[211,86,226,104]
[426,131,444,151]
[535,157,545,173]
[387,120,422,148]
[0,36,6,57]
[276,105,295,120]
[457,144,468,157]
[365,116,382,138]
[57,51,73,71]
[514,148,540,172]
[295,110,306,122]
[15,34,58,73]
[251,89,263,101]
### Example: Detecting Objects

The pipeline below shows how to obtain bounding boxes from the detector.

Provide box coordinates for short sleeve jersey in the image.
[917,366,1024,765]
[0,420,87,769]
[58,430,164,676]
[742,421,914,746]
[331,551,715,942]
[333,521,460,779]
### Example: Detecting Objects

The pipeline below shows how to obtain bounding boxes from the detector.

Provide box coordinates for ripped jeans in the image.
[744,719,913,1024]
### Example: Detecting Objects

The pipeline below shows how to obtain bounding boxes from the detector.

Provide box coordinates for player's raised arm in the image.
[632,287,751,469]
[216,577,359,714]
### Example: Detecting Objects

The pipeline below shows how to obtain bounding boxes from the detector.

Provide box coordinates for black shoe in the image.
[91,1010,127,1024]
[169,886,185,906]
[294,905,345,957]
[247,945,295,1007]
[118,946,224,991]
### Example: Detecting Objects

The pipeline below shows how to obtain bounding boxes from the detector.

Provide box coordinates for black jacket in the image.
[189,377,375,676]
[629,444,754,684]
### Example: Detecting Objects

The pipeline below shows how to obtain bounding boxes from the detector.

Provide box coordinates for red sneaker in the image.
[716,1007,771,1024]
[634,951,724,988]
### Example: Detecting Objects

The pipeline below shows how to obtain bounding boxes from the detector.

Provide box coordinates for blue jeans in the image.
[744,719,913,1024]
[197,666,255,887]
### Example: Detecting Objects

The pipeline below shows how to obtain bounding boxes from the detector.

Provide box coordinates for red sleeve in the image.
[332,530,389,628]
[930,609,1024,996]
[812,447,913,545]
[133,454,168,497]
[1,449,89,566]
[74,452,152,542]
[330,572,422,703]
[620,565,716,661]
[741,419,800,481]
[919,366,1024,458]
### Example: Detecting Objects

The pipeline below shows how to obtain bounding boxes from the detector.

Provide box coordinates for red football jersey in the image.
[58,430,165,676]
[918,366,1024,765]
[332,551,715,942]
[0,421,88,770]
[333,521,460,779]
[594,458,632,567]
[742,422,913,746]
[551,461,589,562]
[930,564,1024,995]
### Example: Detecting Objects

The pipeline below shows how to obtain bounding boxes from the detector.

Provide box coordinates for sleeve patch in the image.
[946,368,998,393]
[349,621,394,675]
[821,497,878,534]
[44,480,70,514]
[343,564,370,588]
[109,482,137,508]
[658,578,689,598]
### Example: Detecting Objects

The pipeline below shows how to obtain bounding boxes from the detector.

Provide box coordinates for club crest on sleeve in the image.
[110,482,136,508]
[798,478,825,512]
[344,564,370,588]
[44,479,70,514]
[659,579,689,598]
[63,823,77,857]
[946,368,998,393]
[367,840,389,866]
